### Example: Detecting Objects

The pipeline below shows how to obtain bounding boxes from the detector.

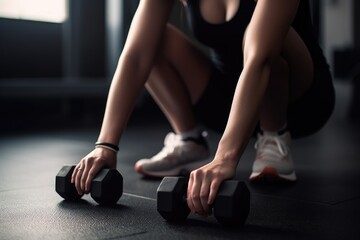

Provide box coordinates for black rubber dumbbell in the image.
[55,165,123,205]
[157,176,250,226]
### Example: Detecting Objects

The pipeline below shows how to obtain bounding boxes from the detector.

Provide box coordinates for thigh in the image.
[282,27,314,102]
[160,24,213,104]
[282,28,335,137]
[287,66,335,138]
[242,25,313,102]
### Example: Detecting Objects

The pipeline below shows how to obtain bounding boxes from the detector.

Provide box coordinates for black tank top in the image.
[184,0,329,76]
[185,0,255,76]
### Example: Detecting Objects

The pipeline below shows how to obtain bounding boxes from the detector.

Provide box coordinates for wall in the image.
[322,0,355,78]
[0,18,63,78]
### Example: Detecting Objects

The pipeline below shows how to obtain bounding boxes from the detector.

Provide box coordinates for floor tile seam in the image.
[330,197,360,206]
[0,185,157,202]
[123,193,156,201]
[0,184,52,193]
[103,230,148,240]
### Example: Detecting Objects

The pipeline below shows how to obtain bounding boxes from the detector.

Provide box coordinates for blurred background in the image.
[0,0,359,133]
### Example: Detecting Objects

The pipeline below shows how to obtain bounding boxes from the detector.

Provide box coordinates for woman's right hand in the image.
[71,147,117,195]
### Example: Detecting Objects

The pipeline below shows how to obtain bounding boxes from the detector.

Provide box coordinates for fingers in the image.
[74,158,97,195]
[187,171,206,216]
[70,148,117,196]
[72,159,98,195]
[208,179,221,205]
[70,153,95,195]
[71,164,79,184]
[187,169,211,216]
[80,160,91,194]
[74,162,85,195]
[85,164,102,193]
[187,174,195,213]
[199,178,211,215]
[187,161,232,217]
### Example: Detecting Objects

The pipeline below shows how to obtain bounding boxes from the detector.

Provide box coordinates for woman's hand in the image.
[71,147,117,195]
[187,158,237,216]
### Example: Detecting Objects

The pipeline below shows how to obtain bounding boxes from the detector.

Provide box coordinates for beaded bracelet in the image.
[95,142,119,153]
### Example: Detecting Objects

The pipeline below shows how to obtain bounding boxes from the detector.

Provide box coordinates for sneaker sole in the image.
[134,158,212,178]
[249,166,296,182]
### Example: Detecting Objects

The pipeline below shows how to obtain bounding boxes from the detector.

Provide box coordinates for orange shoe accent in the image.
[250,167,294,183]
[134,163,162,178]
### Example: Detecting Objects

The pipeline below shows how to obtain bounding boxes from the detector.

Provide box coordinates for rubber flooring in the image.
[0,82,359,239]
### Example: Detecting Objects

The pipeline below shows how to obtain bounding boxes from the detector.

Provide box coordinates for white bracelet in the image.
[95,144,118,153]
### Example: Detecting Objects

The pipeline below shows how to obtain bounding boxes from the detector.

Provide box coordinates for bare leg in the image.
[249,28,313,182]
[258,27,314,131]
[135,25,213,177]
[146,55,197,133]
[259,57,289,131]
[145,24,212,133]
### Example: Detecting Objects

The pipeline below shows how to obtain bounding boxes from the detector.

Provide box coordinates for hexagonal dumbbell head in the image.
[55,165,82,201]
[213,180,250,226]
[91,169,123,205]
[157,176,190,222]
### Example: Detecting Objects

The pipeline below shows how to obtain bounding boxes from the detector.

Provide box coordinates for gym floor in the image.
[0,81,359,240]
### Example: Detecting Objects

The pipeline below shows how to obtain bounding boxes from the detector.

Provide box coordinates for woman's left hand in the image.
[187,158,237,216]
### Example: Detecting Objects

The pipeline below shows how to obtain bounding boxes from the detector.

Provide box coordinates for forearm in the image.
[215,0,299,166]
[97,56,151,145]
[96,1,173,145]
[216,61,271,165]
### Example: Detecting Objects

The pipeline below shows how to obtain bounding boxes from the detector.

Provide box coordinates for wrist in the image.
[95,141,119,153]
[213,148,240,168]
[215,133,249,166]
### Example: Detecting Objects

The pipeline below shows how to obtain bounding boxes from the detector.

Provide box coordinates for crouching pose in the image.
[72,0,335,216]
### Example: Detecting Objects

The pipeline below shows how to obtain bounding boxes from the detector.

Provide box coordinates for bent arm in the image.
[216,0,300,164]
[97,0,174,145]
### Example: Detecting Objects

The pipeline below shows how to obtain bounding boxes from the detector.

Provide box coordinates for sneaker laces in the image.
[255,134,288,161]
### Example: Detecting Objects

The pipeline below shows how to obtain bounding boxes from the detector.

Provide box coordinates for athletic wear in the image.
[134,132,211,177]
[186,0,255,76]
[186,0,335,137]
[135,1,335,178]
[250,131,297,182]
[178,126,203,141]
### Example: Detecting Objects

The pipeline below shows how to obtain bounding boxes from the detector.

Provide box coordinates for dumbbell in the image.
[157,176,250,226]
[55,165,123,205]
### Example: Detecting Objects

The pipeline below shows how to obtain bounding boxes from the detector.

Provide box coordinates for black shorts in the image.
[195,65,335,138]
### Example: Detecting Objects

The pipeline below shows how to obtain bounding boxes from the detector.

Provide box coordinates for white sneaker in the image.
[134,132,211,177]
[249,131,297,182]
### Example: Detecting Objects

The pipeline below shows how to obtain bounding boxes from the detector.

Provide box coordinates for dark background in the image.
[0,1,359,240]
[1,0,358,134]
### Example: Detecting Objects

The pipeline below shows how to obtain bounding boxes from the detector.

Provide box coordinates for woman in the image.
[71,0,335,216]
